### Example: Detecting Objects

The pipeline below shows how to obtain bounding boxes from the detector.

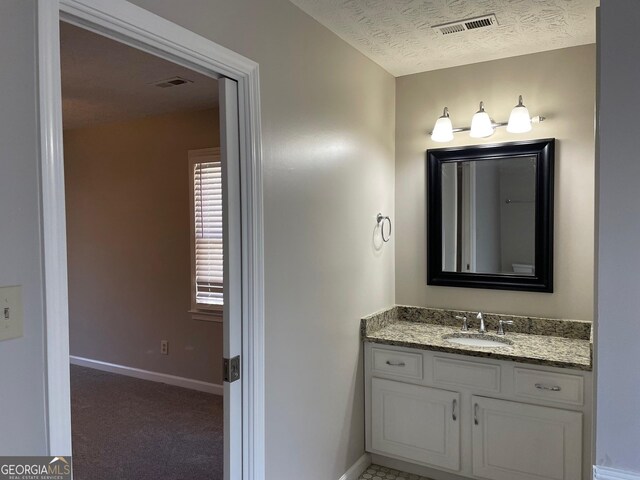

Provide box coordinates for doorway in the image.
[61,21,224,478]
[37,1,264,479]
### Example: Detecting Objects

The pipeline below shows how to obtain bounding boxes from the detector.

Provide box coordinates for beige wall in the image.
[395,45,596,321]
[64,108,222,384]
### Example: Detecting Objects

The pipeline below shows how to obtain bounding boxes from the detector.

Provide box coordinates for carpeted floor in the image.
[71,364,223,480]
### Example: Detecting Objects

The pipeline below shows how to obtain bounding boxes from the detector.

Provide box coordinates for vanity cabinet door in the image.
[472,396,582,480]
[371,378,460,471]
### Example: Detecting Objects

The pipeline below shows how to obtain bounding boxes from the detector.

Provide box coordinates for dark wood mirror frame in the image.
[427,138,555,292]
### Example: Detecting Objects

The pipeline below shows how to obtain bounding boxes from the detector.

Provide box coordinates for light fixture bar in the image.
[428,116,545,136]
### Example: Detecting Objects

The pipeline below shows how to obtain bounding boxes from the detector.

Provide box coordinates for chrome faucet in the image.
[477,312,486,334]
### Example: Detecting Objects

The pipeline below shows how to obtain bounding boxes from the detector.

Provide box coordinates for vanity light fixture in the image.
[507,95,532,133]
[429,94,546,143]
[430,107,454,142]
[469,101,495,138]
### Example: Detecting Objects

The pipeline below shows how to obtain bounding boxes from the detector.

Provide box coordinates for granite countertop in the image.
[362,306,593,371]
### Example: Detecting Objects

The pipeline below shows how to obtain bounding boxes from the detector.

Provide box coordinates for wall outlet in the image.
[160,340,168,355]
[0,285,23,342]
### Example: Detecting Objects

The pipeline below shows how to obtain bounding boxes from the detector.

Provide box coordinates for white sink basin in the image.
[443,334,512,348]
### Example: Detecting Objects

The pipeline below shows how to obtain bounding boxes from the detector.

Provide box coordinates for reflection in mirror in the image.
[441,157,536,276]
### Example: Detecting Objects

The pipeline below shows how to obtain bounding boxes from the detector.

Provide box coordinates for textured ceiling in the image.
[61,23,218,129]
[288,0,597,76]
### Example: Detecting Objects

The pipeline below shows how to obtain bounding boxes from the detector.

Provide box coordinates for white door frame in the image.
[37,1,265,478]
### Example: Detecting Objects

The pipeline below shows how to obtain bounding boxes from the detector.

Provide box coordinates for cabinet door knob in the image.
[452,399,457,421]
[385,360,406,367]
[535,383,562,392]
[474,403,479,425]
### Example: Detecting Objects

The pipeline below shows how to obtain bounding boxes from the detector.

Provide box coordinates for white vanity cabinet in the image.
[471,396,582,480]
[371,378,460,470]
[364,343,592,480]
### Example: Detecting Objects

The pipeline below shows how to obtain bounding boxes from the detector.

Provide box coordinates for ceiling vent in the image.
[433,14,498,36]
[150,76,194,88]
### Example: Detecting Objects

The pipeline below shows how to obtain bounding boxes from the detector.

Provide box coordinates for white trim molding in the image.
[338,454,371,480]
[37,0,264,478]
[37,0,72,456]
[70,356,223,395]
[594,466,640,480]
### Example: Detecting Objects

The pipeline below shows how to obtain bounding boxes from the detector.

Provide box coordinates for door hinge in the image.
[223,355,241,383]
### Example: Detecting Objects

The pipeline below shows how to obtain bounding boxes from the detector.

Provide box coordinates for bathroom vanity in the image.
[362,306,593,480]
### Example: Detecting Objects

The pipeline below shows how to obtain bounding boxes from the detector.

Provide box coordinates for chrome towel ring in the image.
[377,213,392,243]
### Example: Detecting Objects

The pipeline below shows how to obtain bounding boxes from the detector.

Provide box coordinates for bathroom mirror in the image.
[427,139,554,292]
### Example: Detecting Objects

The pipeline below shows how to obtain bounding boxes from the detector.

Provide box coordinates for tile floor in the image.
[358,464,433,480]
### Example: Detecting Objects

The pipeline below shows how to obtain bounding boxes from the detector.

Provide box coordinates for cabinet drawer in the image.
[433,357,501,392]
[514,368,584,406]
[372,348,423,380]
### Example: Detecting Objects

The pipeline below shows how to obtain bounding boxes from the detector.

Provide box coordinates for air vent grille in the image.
[465,17,494,30]
[433,14,498,36]
[440,24,466,35]
[151,76,193,88]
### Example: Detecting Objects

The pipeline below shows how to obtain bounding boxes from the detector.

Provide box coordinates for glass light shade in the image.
[469,102,495,138]
[431,108,454,142]
[507,95,532,133]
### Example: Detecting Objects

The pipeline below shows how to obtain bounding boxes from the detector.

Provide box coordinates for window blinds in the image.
[193,160,223,305]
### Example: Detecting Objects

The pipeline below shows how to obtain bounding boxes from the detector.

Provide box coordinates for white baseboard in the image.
[594,466,640,480]
[70,355,223,395]
[338,453,371,480]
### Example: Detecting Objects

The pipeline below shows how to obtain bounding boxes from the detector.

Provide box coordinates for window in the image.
[189,148,223,316]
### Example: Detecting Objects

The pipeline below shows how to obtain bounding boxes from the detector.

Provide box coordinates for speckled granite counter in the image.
[361,306,592,371]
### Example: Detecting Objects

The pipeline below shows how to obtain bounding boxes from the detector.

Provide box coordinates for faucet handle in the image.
[455,315,469,332]
[497,319,514,336]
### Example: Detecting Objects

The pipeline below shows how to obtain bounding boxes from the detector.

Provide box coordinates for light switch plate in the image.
[0,285,24,341]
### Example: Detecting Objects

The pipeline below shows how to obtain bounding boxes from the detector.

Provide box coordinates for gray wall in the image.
[64,109,222,384]
[395,45,596,321]
[0,0,48,455]
[596,1,640,473]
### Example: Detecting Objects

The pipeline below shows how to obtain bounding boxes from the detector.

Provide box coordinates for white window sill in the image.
[189,309,223,323]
